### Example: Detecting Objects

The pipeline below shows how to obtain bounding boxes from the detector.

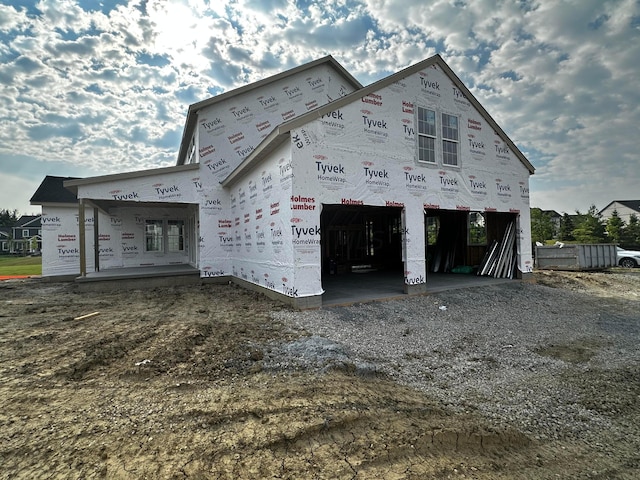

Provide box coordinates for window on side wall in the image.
[417,107,437,164]
[442,113,459,167]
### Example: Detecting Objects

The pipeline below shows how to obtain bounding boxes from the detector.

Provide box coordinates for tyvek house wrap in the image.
[272,64,533,297]
[226,141,299,296]
[55,62,358,280]
[195,63,357,278]
[40,206,95,276]
[197,63,358,179]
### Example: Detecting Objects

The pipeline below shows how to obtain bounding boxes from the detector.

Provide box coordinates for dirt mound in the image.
[1,275,639,478]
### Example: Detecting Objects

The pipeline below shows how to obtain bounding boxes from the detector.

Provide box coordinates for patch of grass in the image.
[0,256,42,276]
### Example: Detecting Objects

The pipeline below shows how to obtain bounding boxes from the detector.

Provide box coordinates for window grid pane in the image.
[145,220,164,252]
[418,107,436,136]
[442,113,458,141]
[443,140,458,166]
[417,107,437,163]
[442,113,459,166]
[418,136,435,163]
[167,220,185,252]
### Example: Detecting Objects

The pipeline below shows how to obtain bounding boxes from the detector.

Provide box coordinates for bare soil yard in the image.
[1,270,639,479]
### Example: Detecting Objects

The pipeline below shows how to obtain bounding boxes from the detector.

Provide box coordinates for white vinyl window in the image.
[417,107,461,167]
[145,220,164,252]
[442,113,459,166]
[145,219,185,253]
[167,220,185,252]
[22,229,29,238]
[417,107,437,164]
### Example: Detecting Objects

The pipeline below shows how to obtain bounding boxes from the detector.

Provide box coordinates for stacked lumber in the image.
[478,220,516,278]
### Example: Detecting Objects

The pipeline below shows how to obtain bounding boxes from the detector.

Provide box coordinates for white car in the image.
[617,248,640,268]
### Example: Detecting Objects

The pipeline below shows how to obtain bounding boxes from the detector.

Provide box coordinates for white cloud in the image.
[0,173,41,216]
[0,0,639,215]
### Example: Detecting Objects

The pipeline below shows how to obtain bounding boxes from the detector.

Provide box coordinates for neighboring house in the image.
[541,210,562,237]
[599,200,640,224]
[0,226,10,254]
[32,54,534,307]
[10,215,42,255]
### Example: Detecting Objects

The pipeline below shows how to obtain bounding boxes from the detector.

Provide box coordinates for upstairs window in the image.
[442,113,459,166]
[417,107,437,164]
[417,108,460,167]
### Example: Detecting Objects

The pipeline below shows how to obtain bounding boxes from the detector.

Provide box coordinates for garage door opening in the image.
[425,210,519,278]
[320,204,405,303]
[321,204,404,274]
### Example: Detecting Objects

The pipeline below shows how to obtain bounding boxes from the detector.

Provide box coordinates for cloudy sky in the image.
[1,0,639,217]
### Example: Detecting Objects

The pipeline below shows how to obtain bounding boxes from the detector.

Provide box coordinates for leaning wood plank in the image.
[74,312,100,321]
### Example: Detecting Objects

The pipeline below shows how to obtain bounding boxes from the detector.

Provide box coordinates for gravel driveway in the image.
[273,272,640,462]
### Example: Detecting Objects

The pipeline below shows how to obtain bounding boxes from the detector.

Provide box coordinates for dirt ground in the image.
[0,271,638,479]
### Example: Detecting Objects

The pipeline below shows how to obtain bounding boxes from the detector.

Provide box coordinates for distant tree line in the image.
[0,208,19,227]
[531,206,640,248]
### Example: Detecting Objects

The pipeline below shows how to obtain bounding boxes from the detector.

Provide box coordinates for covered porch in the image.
[74,198,199,278]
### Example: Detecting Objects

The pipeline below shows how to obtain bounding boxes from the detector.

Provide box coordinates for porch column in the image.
[78,199,86,277]
[402,205,427,294]
[93,207,99,272]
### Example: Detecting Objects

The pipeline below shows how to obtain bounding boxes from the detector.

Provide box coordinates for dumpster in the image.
[535,244,617,271]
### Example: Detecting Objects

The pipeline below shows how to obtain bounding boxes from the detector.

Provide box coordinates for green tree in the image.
[605,210,624,244]
[620,214,640,248]
[572,205,606,243]
[530,208,555,244]
[0,208,18,227]
[558,213,575,241]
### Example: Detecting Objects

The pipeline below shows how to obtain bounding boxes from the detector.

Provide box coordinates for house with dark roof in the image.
[599,200,640,224]
[0,226,11,254]
[32,54,534,307]
[9,215,42,255]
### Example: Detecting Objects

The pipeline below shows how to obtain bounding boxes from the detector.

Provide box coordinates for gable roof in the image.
[31,176,79,205]
[222,54,534,187]
[541,210,562,218]
[15,215,41,228]
[176,55,363,167]
[600,200,640,214]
